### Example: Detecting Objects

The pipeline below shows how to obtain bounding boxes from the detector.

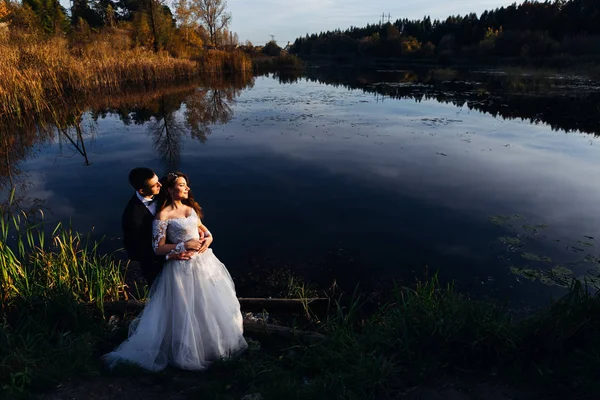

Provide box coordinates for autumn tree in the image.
[131,0,175,51]
[23,0,69,35]
[0,1,9,21]
[105,4,116,26]
[174,0,195,32]
[190,0,230,47]
[71,0,103,27]
[173,0,203,51]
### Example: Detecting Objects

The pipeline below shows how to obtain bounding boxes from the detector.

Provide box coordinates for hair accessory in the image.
[167,172,178,179]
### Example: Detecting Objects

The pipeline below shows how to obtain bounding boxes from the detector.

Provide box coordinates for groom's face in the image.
[139,174,161,197]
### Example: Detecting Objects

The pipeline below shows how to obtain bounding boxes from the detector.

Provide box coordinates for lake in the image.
[3,67,600,309]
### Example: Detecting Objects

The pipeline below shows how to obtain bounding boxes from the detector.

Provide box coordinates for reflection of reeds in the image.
[0,34,252,122]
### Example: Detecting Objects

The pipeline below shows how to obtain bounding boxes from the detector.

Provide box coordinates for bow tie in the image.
[142,197,155,204]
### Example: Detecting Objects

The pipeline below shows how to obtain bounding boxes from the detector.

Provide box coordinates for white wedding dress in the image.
[104,210,247,371]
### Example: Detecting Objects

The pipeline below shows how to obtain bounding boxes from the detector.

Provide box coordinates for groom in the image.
[122,167,192,287]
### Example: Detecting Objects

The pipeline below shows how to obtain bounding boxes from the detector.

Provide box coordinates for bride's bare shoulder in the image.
[155,209,172,221]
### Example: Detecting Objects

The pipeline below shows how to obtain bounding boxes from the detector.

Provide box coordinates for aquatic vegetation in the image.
[490,214,600,289]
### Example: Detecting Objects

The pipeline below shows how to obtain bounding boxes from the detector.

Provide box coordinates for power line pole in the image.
[387,13,391,23]
[380,12,385,25]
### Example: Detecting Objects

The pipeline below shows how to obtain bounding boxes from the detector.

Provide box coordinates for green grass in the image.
[0,290,107,398]
[1,203,599,398]
[1,199,129,311]
[103,276,599,400]
[0,195,128,398]
[4,273,600,399]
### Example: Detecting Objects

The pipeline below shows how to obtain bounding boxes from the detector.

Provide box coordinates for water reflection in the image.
[263,67,600,136]
[2,68,600,306]
[0,75,254,199]
[57,115,93,166]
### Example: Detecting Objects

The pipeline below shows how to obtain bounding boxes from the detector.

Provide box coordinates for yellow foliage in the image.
[0,31,200,121]
[484,26,503,41]
[0,2,9,21]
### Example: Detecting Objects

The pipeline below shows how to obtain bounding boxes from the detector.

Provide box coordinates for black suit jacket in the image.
[122,194,164,285]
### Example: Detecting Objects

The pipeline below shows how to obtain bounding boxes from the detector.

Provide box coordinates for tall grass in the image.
[0,197,128,310]
[251,54,305,71]
[0,196,128,397]
[197,49,253,75]
[0,31,252,123]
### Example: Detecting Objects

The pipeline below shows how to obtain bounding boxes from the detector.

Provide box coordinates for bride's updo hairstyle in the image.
[156,171,204,219]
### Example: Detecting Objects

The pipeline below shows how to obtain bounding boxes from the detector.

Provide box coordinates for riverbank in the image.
[296,54,600,81]
[1,220,599,399]
[0,29,252,124]
[4,271,600,400]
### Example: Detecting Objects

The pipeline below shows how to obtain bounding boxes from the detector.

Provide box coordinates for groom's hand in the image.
[184,238,203,251]
[199,235,213,253]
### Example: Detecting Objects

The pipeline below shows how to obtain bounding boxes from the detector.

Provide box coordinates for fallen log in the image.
[238,297,330,313]
[243,320,325,343]
[98,299,326,343]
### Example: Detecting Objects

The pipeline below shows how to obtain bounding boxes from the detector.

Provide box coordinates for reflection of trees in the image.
[147,96,187,173]
[0,75,254,211]
[145,85,239,171]
[56,114,93,166]
[89,76,252,172]
[184,88,235,142]
[256,69,305,84]
[0,119,53,212]
[301,67,600,136]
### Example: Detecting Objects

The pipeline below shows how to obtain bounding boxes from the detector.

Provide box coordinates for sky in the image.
[58,0,522,46]
[226,0,521,46]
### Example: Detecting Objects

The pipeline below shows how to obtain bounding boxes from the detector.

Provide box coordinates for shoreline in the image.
[1,222,599,399]
[3,259,598,399]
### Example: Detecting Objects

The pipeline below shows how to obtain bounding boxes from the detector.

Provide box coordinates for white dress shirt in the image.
[136,192,157,216]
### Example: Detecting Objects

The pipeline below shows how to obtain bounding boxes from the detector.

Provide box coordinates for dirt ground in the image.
[37,374,541,400]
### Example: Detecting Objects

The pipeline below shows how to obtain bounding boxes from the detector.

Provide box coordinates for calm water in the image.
[3,69,600,308]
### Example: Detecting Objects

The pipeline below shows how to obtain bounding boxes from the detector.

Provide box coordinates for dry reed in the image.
[0,33,251,123]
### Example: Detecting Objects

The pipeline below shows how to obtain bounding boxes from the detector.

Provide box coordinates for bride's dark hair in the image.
[156,171,203,219]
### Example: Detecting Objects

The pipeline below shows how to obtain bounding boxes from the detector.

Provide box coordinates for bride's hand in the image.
[184,238,203,251]
[199,235,213,253]
[168,251,194,260]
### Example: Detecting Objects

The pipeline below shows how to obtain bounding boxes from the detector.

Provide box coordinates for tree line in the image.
[1,0,239,55]
[289,0,600,63]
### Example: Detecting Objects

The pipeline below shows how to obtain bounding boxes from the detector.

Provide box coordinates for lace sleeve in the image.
[152,220,169,253]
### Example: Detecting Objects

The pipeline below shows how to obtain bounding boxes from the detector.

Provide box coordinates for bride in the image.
[104,172,247,371]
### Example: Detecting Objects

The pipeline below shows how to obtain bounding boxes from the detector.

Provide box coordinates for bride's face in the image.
[169,177,190,200]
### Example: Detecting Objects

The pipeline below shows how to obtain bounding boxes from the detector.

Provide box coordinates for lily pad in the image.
[521,252,551,262]
[498,236,522,246]
[522,224,549,233]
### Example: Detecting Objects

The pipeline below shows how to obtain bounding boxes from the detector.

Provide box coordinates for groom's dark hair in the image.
[129,167,155,191]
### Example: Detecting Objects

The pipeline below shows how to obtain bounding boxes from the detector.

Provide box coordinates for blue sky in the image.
[227,0,521,45]
[59,0,521,46]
